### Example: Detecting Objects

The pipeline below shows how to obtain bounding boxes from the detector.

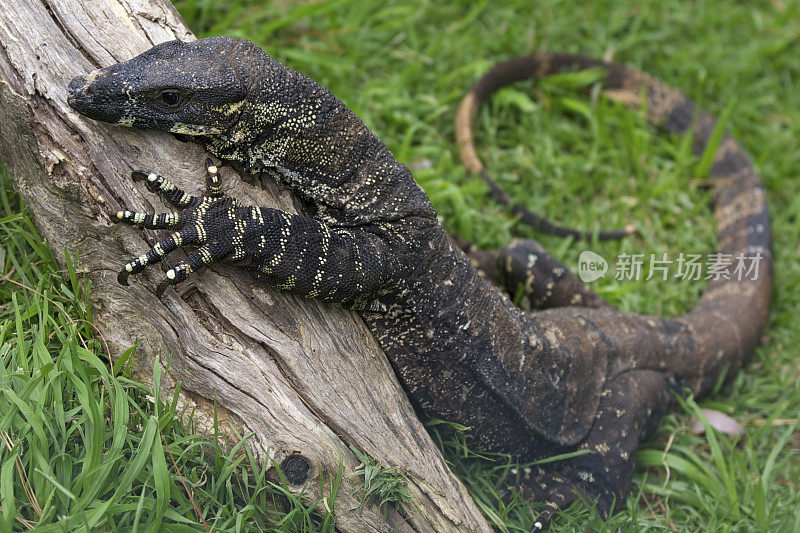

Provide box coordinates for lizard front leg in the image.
[114,168,390,303]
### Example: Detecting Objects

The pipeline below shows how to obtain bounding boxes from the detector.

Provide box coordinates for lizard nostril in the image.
[67,76,92,98]
[67,76,95,110]
[68,77,83,96]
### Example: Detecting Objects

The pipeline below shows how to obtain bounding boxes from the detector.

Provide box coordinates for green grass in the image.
[3,0,800,530]
[348,445,411,517]
[0,175,336,530]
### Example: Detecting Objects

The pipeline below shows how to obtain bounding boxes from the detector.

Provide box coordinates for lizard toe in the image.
[131,170,201,208]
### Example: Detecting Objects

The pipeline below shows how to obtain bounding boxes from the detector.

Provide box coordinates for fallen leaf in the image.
[690,408,745,436]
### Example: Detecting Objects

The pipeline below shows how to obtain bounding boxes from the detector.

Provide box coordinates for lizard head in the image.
[68,36,253,136]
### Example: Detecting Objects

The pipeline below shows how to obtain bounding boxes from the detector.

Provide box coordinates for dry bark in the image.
[0,0,491,531]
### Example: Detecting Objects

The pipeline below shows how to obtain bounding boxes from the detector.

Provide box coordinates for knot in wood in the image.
[280,453,311,485]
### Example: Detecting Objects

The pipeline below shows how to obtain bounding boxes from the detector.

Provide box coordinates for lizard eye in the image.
[159,90,182,107]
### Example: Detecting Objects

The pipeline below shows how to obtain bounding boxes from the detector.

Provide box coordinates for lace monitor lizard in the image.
[68,37,772,530]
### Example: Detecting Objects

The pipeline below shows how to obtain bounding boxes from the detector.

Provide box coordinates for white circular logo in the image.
[578,250,608,283]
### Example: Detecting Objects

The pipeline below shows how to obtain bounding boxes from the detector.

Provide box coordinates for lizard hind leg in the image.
[521,369,672,530]
[460,238,611,310]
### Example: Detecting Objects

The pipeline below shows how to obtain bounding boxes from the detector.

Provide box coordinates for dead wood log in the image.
[0,0,491,531]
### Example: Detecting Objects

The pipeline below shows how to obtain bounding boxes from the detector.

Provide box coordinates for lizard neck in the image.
[205,53,436,226]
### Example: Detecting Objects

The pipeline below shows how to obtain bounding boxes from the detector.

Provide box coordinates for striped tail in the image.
[456,54,772,396]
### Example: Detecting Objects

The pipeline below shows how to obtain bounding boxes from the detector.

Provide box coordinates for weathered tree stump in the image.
[0,1,491,531]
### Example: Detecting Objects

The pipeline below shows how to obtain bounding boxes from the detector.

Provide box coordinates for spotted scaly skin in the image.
[68,38,772,530]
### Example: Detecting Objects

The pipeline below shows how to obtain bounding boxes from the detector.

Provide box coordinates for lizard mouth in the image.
[67,75,117,122]
[66,75,91,109]
[67,72,133,125]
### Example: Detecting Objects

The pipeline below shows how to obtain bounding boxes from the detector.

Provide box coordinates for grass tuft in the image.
[349,445,411,517]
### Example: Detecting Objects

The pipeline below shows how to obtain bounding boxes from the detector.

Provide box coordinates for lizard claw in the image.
[529,501,561,532]
[155,265,183,298]
[154,243,227,297]
[116,226,198,291]
[155,276,171,298]
[205,157,223,197]
[129,170,201,208]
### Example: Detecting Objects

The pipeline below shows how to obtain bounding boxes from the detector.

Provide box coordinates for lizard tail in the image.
[455,55,639,240]
[457,54,772,396]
